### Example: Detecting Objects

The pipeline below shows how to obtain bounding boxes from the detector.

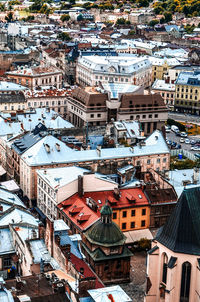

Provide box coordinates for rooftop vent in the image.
[44,143,50,153]
[55,143,60,152]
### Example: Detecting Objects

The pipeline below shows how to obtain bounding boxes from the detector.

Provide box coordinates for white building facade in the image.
[76,55,152,88]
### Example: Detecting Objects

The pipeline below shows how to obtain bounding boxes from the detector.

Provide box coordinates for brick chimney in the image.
[78,175,83,197]
[38,223,45,239]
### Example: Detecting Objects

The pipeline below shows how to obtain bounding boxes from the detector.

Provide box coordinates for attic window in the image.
[138,194,142,199]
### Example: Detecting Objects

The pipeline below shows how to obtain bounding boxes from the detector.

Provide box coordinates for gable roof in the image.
[155,187,200,255]
[0,207,38,227]
[22,130,169,167]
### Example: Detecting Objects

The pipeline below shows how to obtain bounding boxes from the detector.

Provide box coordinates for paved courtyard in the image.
[120,251,147,302]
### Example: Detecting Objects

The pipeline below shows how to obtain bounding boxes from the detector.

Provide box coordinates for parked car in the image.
[175,131,181,137]
[185,139,190,144]
[171,142,177,149]
[165,126,171,133]
[195,153,200,159]
[180,132,188,137]
[176,144,181,149]
[171,125,179,133]
[190,140,196,145]
[167,140,172,145]
[180,138,185,143]
[191,146,200,151]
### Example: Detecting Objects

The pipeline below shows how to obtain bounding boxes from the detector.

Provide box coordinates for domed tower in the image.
[82,203,132,284]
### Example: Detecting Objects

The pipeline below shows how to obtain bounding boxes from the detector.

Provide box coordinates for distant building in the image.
[68,86,168,134]
[24,87,70,118]
[174,71,200,114]
[76,55,152,88]
[6,65,62,89]
[0,81,27,112]
[21,131,170,203]
[149,57,180,83]
[152,79,175,110]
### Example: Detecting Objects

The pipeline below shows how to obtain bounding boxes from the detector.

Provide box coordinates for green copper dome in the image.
[100,204,113,216]
[85,220,126,247]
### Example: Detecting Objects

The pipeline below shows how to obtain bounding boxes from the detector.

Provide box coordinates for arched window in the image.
[180,262,191,302]
[162,253,168,284]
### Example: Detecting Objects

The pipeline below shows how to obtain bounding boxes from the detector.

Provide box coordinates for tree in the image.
[0,3,5,11]
[129,29,135,35]
[5,12,14,22]
[116,17,126,25]
[154,5,164,14]
[149,19,159,26]
[82,2,91,10]
[60,14,70,22]
[164,11,172,22]
[58,32,71,41]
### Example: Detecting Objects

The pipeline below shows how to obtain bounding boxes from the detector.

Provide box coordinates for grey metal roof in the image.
[0,228,15,256]
[12,132,42,155]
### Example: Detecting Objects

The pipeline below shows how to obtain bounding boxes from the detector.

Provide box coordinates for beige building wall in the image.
[145,241,200,302]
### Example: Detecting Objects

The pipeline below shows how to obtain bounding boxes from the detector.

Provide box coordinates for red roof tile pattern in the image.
[58,188,148,231]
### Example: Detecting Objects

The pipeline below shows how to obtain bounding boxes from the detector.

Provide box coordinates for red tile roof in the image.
[58,188,148,231]
[59,195,100,231]
[70,254,104,289]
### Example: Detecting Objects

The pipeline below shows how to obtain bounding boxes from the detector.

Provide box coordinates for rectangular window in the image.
[157,158,160,163]
[142,209,146,216]
[113,212,117,219]
[163,158,166,163]
[97,114,101,118]
[141,220,146,227]
[122,222,126,230]
[131,221,135,228]
[122,211,127,218]
[147,159,151,165]
[131,209,135,216]
[90,114,94,118]
[136,161,141,166]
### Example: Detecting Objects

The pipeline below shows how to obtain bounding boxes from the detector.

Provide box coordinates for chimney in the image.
[113,188,121,200]
[55,235,61,245]
[96,145,101,157]
[38,223,45,239]
[44,143,50,153]
[61,244,71,259]
[55,143,60,151]
[78,175,83,197]
[193,167,199,184]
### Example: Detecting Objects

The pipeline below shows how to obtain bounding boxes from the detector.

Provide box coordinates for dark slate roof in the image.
[155,187,200,255]
[12,132,42,154]
[82,242,132,261]
[168,256,177,269]
[147,245,159,255]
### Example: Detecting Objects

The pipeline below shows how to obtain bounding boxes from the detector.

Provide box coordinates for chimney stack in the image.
[78,175,83,197]
[96,145,101,157]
